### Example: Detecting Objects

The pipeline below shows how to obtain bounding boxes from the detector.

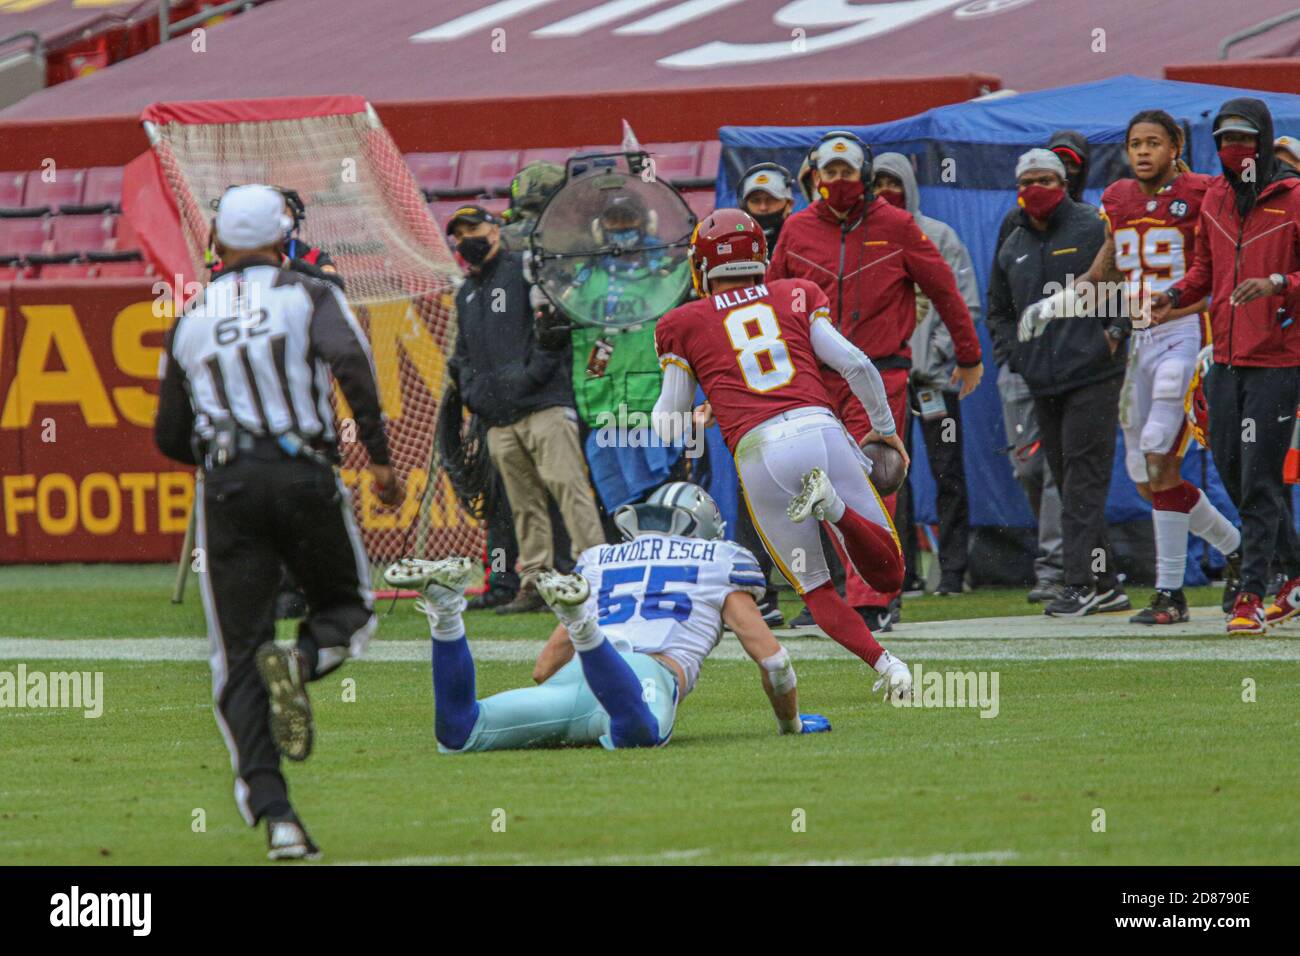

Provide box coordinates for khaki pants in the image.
[486,406,605,587]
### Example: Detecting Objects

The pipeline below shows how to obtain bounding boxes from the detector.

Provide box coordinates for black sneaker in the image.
[936,574,964,596]
[266,811,321,862]
[1221,550,1242,614]
[1044,586,1100,618]
[1130,588,1190,625]
[857,605,893,633]
[1027,581,1063,604]
[495,583,546,615]
[467,588,516,611]
[1093,586,1131,613]
[787,606,818,629]
[254,643,313,762]
[758,591,785,628]
[888,594,902,625]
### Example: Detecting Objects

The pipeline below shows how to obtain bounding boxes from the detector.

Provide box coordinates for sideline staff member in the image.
[155,184,402,861]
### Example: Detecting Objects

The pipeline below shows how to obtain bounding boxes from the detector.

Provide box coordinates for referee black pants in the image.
[1204,364,1300,597]
[197,453,374,825]
[1032,374,1122,591]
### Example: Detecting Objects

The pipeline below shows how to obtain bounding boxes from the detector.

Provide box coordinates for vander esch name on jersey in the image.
[596,537,719,565]
[713,283,768,311]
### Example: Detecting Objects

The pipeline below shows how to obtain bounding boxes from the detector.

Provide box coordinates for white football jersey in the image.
[574,533,767,695]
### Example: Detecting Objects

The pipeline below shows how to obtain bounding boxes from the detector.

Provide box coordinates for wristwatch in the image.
[1271,273,1288,294]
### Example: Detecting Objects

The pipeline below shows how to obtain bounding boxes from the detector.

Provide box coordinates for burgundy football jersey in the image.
[1100,172,1212,294]
[655,278,835,452]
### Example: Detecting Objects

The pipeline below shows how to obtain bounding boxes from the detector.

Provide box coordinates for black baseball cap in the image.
[444,204,502,234]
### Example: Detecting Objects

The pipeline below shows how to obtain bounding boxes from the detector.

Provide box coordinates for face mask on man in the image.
[1018,183,1066,221]
[457,235,494,266]
[877,189,907,210]
[1218,143,1257,178]
[751,209,786,240]
[819,178,865,214]
[606,227,642,247]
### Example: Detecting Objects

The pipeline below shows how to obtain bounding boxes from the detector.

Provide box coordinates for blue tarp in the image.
[707,76,1300,580]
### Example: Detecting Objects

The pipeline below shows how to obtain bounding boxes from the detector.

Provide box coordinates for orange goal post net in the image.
[139,95,482,576]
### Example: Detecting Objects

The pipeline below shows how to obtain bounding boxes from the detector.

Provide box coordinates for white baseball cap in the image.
[739,164,793,202]
[215,184,292,250]
[812,133,866,171]
[1276,135,1300,164]
[1015,148,1066,181]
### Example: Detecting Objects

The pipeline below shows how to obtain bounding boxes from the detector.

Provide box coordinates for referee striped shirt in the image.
[155,263,390,466]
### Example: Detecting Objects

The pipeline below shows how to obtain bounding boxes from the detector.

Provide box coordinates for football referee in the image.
[155,184,403,861]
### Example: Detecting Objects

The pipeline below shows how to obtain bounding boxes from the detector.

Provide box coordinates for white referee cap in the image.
[215,184,292,250]
[1015,148,1067,181]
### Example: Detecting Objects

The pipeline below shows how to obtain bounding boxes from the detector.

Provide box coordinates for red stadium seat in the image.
[697,141,722,179]
[645,142,701,183]
[51,214,114,255]
[458,150,521,191]
[0,217,50,257]
[81,167,125,210]
[23,168,86,209]
[681,190,716,221]
[405,153,460,194]
[520,148,573,168]
[0,172,25,208]
[0,262,30,282]
[35,263,95,281]
[94,260,152,278]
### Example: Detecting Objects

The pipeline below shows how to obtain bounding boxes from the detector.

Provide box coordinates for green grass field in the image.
[2,565,1297,866]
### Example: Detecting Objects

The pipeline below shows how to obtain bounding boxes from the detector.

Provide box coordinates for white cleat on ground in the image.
[788,467,841,524]
[536,570,591,623]
[384,556,473,615]
[872,650,913,703]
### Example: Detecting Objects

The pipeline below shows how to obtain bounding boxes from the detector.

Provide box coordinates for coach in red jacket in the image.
[768,132,983,630]
[1152,98,1300,634]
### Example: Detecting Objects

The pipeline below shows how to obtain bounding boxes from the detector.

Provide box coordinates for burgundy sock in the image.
[803,582,885,666]
[827,506,904,594]
[1152,480,1199,513]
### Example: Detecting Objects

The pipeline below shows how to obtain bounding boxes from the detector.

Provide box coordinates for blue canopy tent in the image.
[707,75,1300,585]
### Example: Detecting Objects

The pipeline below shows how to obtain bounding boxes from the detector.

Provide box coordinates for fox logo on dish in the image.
[49,886,151,936]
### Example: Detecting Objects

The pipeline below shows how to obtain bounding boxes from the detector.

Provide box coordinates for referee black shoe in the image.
[266,811,321,862]
[1220,550,1242,613]
[255,643,313,762]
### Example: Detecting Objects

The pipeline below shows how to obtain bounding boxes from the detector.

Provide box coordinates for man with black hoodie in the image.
[1151,98,1300,634]
[995,131,1093,250]
[447,205,606,614]
[988,149,1131,618]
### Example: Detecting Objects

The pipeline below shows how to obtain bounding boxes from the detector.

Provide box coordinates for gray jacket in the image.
[874,152,982,392]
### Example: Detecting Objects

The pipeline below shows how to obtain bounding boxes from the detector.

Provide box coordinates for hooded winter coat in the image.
[874,152,982,392]
[1170,97,1300,367]
[995,130,1094,249]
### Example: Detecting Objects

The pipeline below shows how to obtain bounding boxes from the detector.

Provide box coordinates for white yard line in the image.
[2,629,1297,663]
[336,848,711,866]
[333,847,1016,866]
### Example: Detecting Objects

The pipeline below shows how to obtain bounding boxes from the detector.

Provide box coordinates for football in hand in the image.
[862,441,908,496]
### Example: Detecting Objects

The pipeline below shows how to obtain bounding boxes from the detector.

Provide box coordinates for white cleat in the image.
[384,556,473,594]
[536,569,591,611]
[871,650,913,703]
[787,467,840,524]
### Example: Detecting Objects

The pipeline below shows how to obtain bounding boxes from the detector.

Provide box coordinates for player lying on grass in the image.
[651,208,913,700]
[384,483,830,751]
